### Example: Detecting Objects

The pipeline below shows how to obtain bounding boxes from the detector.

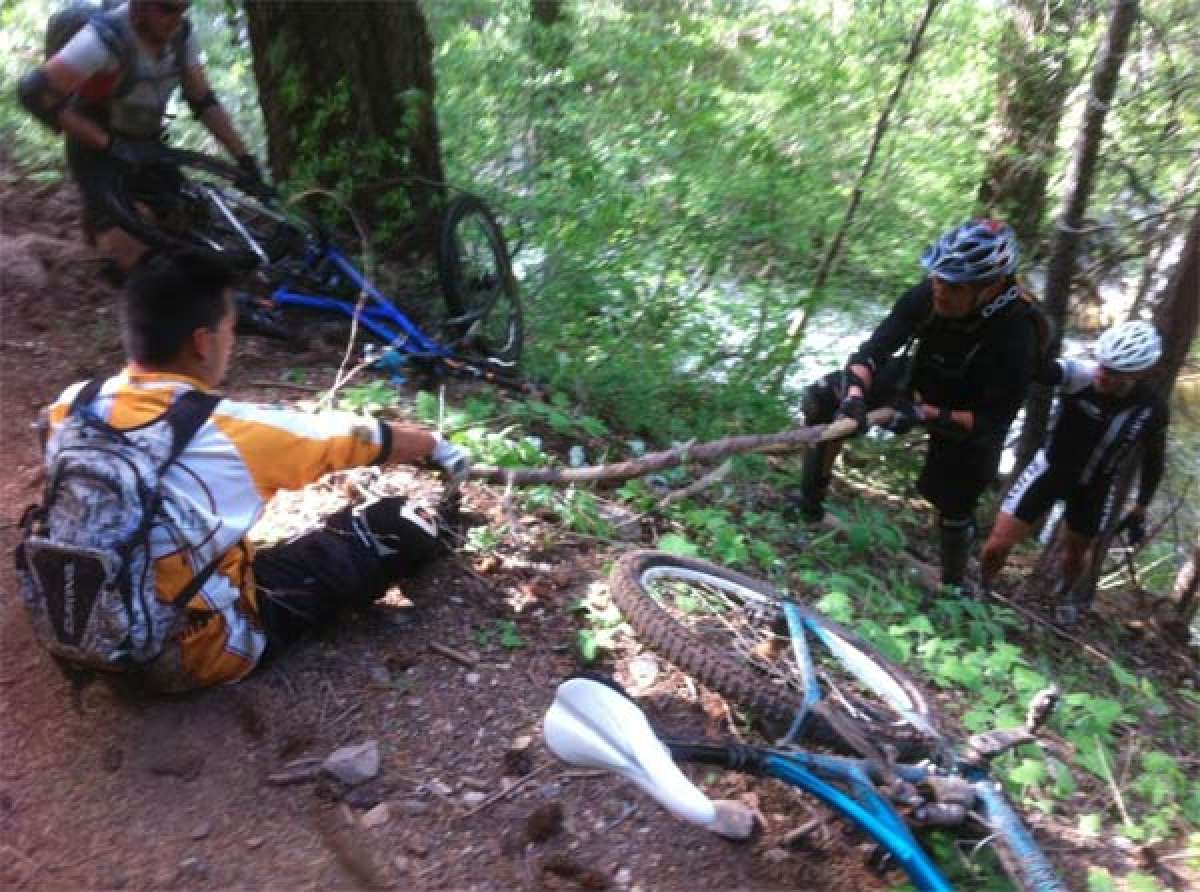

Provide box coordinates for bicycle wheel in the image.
[609,550,940,758]
[436,194,523,364]
[104,148,307,270]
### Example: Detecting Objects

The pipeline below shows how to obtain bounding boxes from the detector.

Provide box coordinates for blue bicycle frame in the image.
[665,741,1065,892]
[269,244,450,357]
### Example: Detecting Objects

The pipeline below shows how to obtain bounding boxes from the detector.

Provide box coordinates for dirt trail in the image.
[0,168,890,891]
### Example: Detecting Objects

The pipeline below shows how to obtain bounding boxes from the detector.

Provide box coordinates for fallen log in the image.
[469,408,896,486]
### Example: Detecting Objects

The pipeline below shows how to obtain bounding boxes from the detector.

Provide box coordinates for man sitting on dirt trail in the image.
[792,220,1042,593]
[34,251,471,691]
[980,321,1169,627]
[17,0,262,277]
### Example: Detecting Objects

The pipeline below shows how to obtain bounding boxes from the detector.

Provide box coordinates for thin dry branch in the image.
[470,409,895,486]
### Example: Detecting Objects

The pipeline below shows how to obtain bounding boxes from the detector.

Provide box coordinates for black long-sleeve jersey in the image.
[848,278,1041,448]
[1041,359,1169,506]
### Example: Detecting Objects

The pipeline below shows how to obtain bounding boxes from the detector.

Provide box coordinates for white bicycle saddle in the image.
[543,677,755,838]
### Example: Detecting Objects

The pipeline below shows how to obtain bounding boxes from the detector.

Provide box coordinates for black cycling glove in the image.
[834,394,868,431]
[235,153,269,195]
[1116,511,1146,546]
[883,400,922,435]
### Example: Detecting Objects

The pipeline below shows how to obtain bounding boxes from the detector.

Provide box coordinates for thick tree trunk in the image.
[243,0,446,258]
[1013,0,1141,472]
[976,0,1079,253]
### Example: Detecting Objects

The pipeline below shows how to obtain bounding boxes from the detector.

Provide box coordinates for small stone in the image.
[361,803,390,828]
[176,856,209,881]
[510,735,533,751]
[466,673,481,685]
[426,780,454,797]
[404,836,430,858]
[190,821,212,840]
[392,799,431,815]
[102,746,123,773]
[393,855,410,873]
[322,741,381,787]
[246,837,265,850]
[615,867,633,885]
[762,847,789,863]
[462,791,487,806]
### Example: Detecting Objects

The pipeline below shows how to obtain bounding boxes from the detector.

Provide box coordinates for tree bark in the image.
[1013,0,1141,472]
[243,0,446,258]
[768,0,942,390]
[470,410,896,486]
[976,0,1080,253]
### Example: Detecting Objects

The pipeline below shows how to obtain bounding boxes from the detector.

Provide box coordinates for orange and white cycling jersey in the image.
[45,369,386,688]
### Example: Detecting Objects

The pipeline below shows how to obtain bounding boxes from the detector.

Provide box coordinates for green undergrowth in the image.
[356,379,1200,887]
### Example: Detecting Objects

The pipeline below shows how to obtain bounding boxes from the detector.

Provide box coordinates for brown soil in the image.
[1,166,1194,892]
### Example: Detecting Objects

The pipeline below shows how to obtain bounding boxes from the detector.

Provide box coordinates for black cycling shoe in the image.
[782,489,825,524]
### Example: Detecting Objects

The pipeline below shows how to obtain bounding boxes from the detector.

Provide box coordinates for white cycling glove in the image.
[430,434,472,487]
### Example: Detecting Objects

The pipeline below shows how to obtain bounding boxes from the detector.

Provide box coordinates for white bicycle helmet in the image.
[920,219,1019,283]
[1094,320,1162,372]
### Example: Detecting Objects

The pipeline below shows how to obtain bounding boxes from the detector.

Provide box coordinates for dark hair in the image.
[122,251,234,365]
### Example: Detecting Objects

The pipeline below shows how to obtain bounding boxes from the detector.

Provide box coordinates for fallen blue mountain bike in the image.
[101,146,523,379]
[544,551,1067,891]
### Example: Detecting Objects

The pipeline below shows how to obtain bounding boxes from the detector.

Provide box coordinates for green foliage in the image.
[477,618,525,650]
[337,380,400,413]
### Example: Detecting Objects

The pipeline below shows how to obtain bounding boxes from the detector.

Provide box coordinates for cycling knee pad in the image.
[352,497,439,559]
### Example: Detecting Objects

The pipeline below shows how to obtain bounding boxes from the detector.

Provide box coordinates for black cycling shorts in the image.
[1001,450,1118,538]
[253,497,442,652]
[66,138,182,239]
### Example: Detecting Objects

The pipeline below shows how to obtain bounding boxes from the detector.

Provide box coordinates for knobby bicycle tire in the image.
[103,148,304,271]
[436,195,523,364]
[609,550,939,758]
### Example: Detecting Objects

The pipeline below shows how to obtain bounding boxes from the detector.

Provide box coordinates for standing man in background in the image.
[17,0,263,276]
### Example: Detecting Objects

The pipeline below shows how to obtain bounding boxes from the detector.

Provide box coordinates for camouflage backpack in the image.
[17,378,219,672]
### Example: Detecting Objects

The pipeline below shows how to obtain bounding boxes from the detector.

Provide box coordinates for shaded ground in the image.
[0,166,889,892]
[1,165,1195,891]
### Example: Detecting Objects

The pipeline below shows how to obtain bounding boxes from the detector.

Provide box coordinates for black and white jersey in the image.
[1045,359,1169,487]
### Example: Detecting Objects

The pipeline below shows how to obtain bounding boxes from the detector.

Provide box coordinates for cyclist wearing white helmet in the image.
[980,320,1169,626]
[793,219,1044,593]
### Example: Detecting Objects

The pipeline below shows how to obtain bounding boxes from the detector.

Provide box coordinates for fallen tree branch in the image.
[470,409,896,486]
[656,459,734,509]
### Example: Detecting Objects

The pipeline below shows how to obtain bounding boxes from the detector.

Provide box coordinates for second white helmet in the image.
[1094,320,1162,372]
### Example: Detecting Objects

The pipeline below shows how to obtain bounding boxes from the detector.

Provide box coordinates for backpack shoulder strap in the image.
[67,376,108,417]
[157,389,222,607]
[160,390,221,470]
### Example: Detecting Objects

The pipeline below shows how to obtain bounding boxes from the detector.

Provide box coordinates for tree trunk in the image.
[768,0,942,390]
[1013,0,1141,472]
[1150,203,1200,396]
[243,0,446,258]
[1172,533,1199,627]
[976,0,1079,254]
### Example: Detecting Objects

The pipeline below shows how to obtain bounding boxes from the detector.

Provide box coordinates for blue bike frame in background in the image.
[270,245,448,357]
